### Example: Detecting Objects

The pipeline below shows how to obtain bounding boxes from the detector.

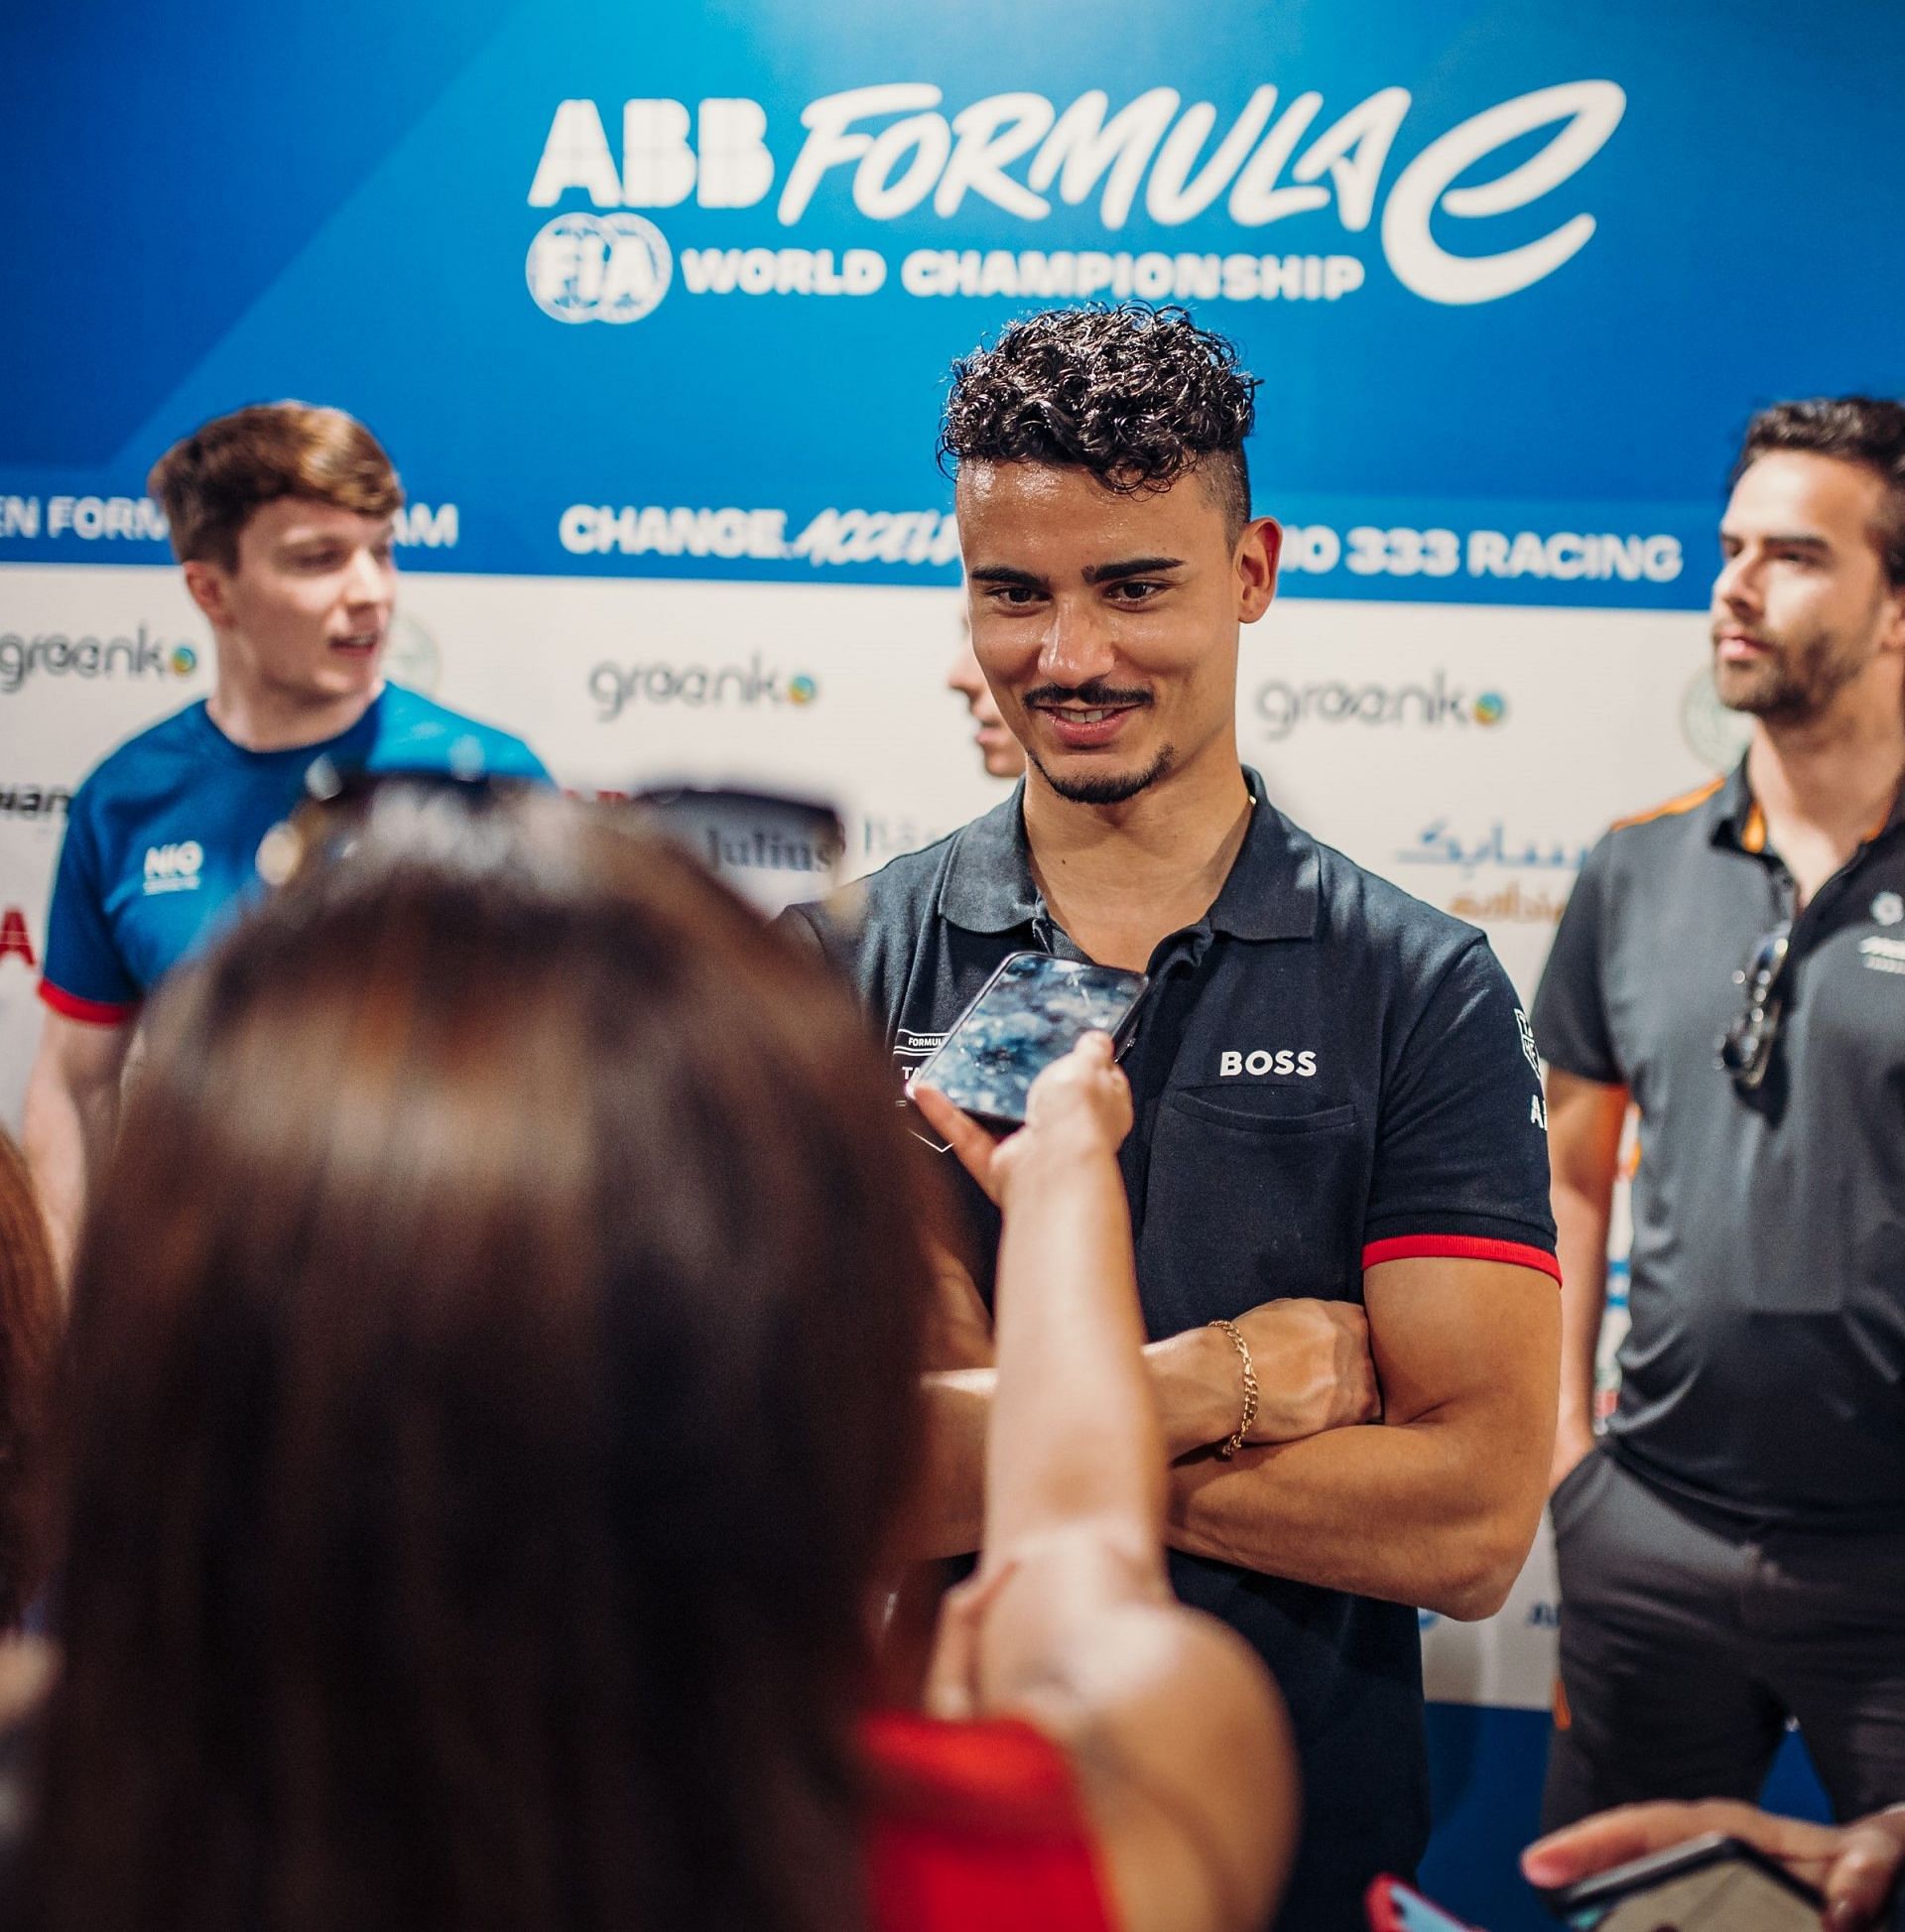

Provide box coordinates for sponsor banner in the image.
[0,565,1719,1105]
[4,1,1899,595]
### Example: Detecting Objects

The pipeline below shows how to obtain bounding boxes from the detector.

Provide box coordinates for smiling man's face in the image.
[957,460,1278,807]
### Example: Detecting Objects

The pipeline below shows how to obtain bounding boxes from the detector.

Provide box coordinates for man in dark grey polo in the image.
[790,306,1564,1932]
[1536,396,1905,1829]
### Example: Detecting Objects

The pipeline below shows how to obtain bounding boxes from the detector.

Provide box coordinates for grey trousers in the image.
[1543,1447,1905,1832]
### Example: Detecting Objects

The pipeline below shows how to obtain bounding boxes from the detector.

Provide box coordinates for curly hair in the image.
[939,305,1260,537]
[1735,396,1905,587]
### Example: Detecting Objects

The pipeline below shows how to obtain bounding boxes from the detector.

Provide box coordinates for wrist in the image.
[996,1126,1116,1197]
[1556,1401,1597,1440]
[1144,1328,1238,1457]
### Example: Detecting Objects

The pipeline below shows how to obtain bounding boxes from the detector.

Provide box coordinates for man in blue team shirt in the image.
[23,401,549,1271]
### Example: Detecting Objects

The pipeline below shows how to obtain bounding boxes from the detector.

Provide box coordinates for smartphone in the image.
[907,951,1149,1126]
[1544,1833,1822,1930]
[1366,1875,1481,1931]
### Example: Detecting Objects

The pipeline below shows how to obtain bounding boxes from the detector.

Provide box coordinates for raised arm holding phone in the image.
[915,1038,1296,1932]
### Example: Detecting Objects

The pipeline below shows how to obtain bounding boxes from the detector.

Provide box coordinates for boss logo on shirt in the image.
[1860,936,1905,977]
[142,840,203,896]
[1217,1048,1318,1079]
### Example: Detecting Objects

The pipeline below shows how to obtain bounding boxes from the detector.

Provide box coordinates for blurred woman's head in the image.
[36,787,933,1932]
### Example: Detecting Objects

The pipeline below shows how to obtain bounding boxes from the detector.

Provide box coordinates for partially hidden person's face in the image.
[957,461,1278,807]
[190,497,397,708]
[946,614,1024,780]
[1713,451,1905,724]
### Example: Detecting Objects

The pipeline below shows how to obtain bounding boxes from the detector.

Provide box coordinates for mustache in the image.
[1023,681,1152,708]
[1712,622,1774,649]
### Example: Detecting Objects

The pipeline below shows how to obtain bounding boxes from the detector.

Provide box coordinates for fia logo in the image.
[527,211,672,322]
[142,839,202,895]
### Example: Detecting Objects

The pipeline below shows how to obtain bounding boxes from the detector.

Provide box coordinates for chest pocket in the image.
[1137,1091,1362,1337]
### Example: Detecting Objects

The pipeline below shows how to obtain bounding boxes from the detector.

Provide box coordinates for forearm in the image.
[1553,1187,1612,1438]
[22,1067,114,1284]
[1169,1408,1548,1619]
[910,1332,1243,1562]
[985,1138,1165,1558]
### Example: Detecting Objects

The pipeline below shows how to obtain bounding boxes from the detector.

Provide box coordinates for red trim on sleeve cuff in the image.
[1361,1233,1562,1283]
[38,980,139,1027]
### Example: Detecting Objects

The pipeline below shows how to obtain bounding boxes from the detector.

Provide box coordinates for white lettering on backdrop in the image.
[528,79,1627,305]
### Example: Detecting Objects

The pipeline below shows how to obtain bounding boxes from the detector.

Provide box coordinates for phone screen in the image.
[910,952,1148,1125]
[1553,1840,1822,1932]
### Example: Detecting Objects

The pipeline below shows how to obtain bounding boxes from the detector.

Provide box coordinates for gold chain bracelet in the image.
[1206,1318,1259,1459]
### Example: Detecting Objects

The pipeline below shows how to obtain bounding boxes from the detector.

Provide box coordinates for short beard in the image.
[1714,626,1867,725]
[1031,743,1177,805]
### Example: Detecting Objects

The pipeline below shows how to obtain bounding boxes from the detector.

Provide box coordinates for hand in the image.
[1232,1298,1380,1442]
[1522,1799,1905,1930]
[920,1559,1021,1722]
[910,1034,1133,1206]
[1550,1417,1597,1494]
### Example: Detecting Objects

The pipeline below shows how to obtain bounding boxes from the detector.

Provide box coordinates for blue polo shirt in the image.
[787,769,1558,1932]
[40,683,550,1023]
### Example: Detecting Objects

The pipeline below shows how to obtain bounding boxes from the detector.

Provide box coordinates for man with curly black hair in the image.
[789,306,1562,1929]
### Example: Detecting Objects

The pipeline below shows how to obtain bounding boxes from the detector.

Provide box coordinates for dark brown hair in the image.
[148,402,404,570]
[0,1129,57,1628]
[1735,396,1905,587]
[939,304,1259,537]
[32,790,932,1932]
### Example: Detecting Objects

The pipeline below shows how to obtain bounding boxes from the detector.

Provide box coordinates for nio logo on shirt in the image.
[1218,1048,1318,1079]
[1873,891,1904,928]
[143,840,203,894]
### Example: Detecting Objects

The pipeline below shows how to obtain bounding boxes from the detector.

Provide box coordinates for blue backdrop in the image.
[5,0,1901,606]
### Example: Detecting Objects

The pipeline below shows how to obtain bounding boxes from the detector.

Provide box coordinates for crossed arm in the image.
[911,1248,1559,1620]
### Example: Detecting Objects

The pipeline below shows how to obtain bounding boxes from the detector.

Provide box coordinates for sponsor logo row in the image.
[0,494,1690,592]
[0,498,458,549]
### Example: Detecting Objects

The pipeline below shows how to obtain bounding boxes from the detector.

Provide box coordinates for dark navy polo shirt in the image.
[1533,760,1905,1532]
[788,769,1557,1931]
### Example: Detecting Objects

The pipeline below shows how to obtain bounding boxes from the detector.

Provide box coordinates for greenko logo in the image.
[0,625,203,695]
[588,654,821,721]
[1254,672,1508,741]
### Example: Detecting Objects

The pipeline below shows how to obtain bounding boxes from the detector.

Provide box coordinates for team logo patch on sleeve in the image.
[1516,1007,1540,1073]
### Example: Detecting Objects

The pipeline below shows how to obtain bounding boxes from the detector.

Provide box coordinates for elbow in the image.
[1419,1517,1537,1622]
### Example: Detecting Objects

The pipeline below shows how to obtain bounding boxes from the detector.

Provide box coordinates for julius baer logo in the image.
[523,76,1627,322]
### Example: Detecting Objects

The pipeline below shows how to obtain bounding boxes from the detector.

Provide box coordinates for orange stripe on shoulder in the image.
[1609,776,1724,833]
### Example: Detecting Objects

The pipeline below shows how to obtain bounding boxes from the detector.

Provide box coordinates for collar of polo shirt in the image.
[1710,753,1905,858]
[936,767,1321,943]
